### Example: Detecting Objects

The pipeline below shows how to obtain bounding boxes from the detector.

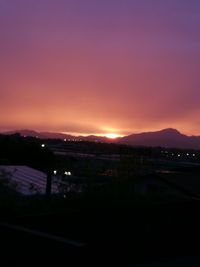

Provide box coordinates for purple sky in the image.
[0,0,200,136]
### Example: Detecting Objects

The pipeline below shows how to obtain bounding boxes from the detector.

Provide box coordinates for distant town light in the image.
[178,154,181,157]
[64,139,67,142]
[186,153,189,156]
[193,154,196,157]
[41,144,45,148]
[53,170,57,175]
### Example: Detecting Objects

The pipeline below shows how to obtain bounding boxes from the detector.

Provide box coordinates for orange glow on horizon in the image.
[103,133,123,139]
[62,132,125,138]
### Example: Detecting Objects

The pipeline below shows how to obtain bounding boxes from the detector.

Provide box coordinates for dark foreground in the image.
[1,200,200,266]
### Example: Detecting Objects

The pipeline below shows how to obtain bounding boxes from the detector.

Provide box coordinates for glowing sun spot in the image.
[104,133,122,139]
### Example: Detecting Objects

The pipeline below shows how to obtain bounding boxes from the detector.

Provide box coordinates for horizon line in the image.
[0,127,199,138]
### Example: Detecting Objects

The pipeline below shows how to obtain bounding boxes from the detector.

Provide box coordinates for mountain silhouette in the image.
[2,128,200,149]
[119,128,200,149]
[3,129,112,143]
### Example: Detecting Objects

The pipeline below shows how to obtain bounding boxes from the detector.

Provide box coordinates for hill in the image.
[2,129,112,143]
[3,128,200,149]
[119,128,200,149]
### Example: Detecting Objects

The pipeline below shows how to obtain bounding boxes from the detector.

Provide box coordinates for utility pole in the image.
[46,170,52,197]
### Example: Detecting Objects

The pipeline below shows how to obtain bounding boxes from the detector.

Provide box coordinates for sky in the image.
[0,0,200,136]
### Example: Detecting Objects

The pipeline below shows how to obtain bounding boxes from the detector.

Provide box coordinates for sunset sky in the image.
[0,0,200,136]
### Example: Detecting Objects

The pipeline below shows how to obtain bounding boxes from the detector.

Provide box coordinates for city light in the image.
[41,144,45,148]
[53,170,57,175]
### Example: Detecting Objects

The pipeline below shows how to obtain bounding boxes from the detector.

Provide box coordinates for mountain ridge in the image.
[1,129,114,143]
[120,128,200,149]
[2,128,200,149]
